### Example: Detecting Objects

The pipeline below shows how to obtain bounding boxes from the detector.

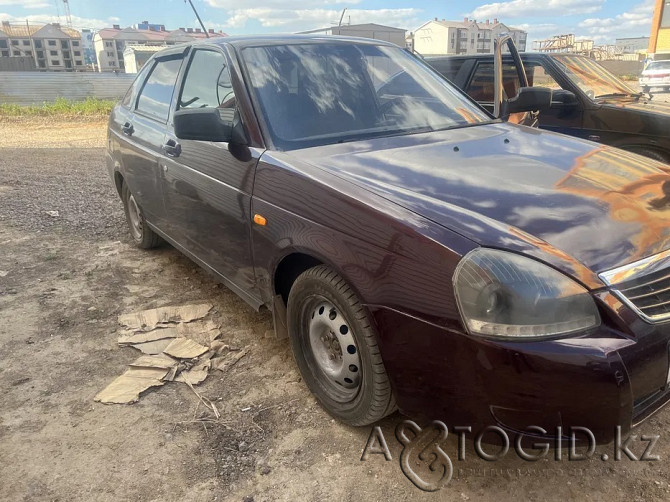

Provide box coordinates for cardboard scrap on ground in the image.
[96,303,248,405]
[117,303,213,331]
[163,337,209,359]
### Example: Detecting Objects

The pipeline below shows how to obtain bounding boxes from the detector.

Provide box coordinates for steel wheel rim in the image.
[305,299,361,401]
[127,194,143,240]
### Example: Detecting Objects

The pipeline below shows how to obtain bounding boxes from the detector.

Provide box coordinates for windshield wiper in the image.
[595,93,634,99]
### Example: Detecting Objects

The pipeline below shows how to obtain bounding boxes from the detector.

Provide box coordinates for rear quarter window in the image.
[429,59,466,82]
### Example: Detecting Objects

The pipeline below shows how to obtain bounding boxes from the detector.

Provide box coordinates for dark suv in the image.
[429,53,670,163]
[108,36,670,442]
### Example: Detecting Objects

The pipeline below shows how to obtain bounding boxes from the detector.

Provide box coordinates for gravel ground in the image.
[0,147,125,238]
[3,119,670,502]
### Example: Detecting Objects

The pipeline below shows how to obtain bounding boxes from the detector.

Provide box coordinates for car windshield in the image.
[646,61,670,71]
[241,42,490,150]
[553,55,637,99]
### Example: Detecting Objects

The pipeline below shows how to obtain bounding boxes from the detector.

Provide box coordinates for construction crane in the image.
[62,0,73,28]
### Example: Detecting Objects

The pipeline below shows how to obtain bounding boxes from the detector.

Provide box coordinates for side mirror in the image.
[551,89,578,107]
[505,87,552,114]
[174,108,232,142]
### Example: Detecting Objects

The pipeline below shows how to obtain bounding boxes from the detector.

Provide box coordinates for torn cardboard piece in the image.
[98,302,245,405]
[175,360,211,385]
[94,367,170,404]
[118,303,213,331]
[163,338,209,359]
[212,348,249,373]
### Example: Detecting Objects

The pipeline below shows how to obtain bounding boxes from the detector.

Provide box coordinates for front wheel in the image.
[287,265,396,426]
[642,85,651,94]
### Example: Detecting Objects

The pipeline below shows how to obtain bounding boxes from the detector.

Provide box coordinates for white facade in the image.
[94,25,225,73]
[412,18,527,56]
[299,23,407,48]
[0,21,85,71]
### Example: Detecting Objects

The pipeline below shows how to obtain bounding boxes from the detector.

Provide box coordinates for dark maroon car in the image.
[107,35,670,443]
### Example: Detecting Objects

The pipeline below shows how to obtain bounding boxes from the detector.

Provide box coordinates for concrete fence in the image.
[0,72,135,105]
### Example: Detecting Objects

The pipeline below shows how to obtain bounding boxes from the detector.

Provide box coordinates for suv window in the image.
[179,49,235,111]
[526,64,561,90]
[467,63,522,102]
[136,56,183,122]
[429,59,466,82]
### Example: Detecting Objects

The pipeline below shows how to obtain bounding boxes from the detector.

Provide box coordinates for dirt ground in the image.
[2,116,670,502]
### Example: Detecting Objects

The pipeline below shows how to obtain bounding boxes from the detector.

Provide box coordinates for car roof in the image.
[425,52,586,62]
[154,34,397,55]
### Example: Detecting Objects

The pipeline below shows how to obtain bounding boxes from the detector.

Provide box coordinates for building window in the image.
[36,51,44,59]
[13,50,20,56]
[1,50,8,57]
[51,59,60,65]
[34,40,42,48]
[61,40,69,49]
[48,40,56,46]
[38,60,46,68]
[110,61,116,66]
[75,60,82,65]
[105,41,112,47]
[22,40,30,46]
[72,41,79,46]
[74,50,81,56]
[63,50,70,59]
[50,50,58,56]
[11,40,18,45]
[107,51,114,57]
[0,40,7,48]
[663,1,670,28]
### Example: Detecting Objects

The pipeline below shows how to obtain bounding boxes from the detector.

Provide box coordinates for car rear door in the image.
[123,51,185,228]
[159,45,262,305]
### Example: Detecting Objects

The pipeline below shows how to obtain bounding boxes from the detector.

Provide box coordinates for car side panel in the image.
[250,153,475,325]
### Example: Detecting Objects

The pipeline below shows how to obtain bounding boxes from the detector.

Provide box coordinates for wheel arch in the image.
[113,170,125,197]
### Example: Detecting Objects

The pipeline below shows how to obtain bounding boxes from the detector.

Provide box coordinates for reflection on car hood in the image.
[599,97,670,116]
[294,123,670,279]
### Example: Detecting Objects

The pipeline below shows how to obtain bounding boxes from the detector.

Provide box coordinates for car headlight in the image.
[453,248,600,340]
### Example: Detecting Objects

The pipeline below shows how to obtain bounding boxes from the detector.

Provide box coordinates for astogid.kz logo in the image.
[361,420,660,492]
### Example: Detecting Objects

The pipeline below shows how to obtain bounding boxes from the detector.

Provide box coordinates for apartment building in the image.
[0,21,84,71]
[412,18,527,57]
[93,23,226,72]
[299,23,407,47]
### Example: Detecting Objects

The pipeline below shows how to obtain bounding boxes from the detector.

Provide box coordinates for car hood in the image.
[292,123,670,282]
[599,96,670,117]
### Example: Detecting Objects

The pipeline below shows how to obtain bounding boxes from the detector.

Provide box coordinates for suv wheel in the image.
[287,265,396,426]
[121,183,161,249]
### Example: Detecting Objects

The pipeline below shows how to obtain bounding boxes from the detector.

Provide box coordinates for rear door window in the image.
[136,56,183,122]
[121,60,153,108]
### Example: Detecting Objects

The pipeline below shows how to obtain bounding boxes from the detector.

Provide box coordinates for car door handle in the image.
[163,139,182,158]
[122,122,134,136]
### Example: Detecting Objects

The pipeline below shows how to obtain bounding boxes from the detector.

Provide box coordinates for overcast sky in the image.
[0,0,657,45]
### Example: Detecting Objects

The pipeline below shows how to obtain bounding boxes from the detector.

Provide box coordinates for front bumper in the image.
[371,290,670,444]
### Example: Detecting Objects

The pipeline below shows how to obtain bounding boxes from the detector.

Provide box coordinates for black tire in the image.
[287,265,396,426]
[121,183,162,249]
[624,147,670,164]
